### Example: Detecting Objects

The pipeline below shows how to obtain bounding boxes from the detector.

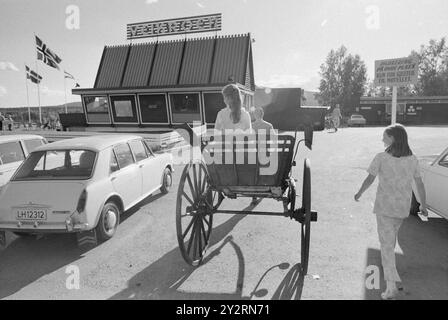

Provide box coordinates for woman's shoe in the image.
[381,288,399,300]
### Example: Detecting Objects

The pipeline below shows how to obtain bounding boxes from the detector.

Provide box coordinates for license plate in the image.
[15,208,47,221]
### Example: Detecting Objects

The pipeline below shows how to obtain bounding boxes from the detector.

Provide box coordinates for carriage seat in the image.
[203,133,296,197]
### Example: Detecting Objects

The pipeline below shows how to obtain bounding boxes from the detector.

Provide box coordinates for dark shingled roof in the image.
[93,33,255,91]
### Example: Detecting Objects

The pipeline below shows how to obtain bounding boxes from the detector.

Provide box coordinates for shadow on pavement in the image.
[110,209,249,300]
[364,215,448,300]
[271,263,305,300]
[0,233,81,299]
[0,192,164,299]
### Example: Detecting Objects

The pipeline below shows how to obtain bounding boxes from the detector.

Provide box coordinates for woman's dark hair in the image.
[384,124,413,158]
[222,84,242,124]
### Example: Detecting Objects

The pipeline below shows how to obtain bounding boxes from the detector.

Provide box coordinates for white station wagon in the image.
[0,135,173,246]
[411,147,448,220]
[0,135,47,187]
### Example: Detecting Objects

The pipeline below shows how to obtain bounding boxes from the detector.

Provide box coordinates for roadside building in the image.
[70,34,255,131]
[358,96,448,125]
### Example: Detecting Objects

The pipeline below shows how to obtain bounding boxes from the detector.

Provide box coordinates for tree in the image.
[318,46,367,115]
[411,37,448,96]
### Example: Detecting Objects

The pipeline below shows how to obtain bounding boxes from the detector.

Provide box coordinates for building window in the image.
[83,96,110,123]
[138,94,169,124]
[110,95,138,123]
[203,92,225,124]
[170,93,201,124]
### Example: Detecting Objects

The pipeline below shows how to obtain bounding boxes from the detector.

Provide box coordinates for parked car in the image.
[347,114,367,127]
[0,135,173,246]
[411,148,448,220]
[0,135,47,187]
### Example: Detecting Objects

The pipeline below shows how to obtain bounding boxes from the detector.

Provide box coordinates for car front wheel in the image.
[95,202,120,241]
[160,168,173,194]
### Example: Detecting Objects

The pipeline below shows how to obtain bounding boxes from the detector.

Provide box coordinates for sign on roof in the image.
[374,57,419,87]
[127,13,222,40]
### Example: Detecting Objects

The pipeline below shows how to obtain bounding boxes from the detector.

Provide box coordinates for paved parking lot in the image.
[0,126,447,300]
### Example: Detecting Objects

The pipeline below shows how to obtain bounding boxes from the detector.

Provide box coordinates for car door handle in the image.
[111,177,117,181]
[139,164,145,168]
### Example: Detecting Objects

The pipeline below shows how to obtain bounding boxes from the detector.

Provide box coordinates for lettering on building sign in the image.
[127,14,222,40]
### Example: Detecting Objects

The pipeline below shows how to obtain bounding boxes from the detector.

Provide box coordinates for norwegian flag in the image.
[36,35,62,70]
[25,65,42,84]
[64,70,75,80]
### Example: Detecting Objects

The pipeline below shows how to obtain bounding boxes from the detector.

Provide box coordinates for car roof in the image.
[0,134,45,144]
[33,134,143,152]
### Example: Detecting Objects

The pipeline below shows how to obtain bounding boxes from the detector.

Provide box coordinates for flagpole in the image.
[24,64,31,124]
[34,33,42,125]
[35,60,42,125]
[64,73,68,114]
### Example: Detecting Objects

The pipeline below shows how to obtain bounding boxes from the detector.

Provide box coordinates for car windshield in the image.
[13,149,96,181]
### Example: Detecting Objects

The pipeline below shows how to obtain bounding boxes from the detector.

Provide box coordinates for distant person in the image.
[215,84,252,132]
[0,112,4,131]
[331,104,342,132]
[6,115,13,131]
[55,119,62,131]
[354,124,428,300]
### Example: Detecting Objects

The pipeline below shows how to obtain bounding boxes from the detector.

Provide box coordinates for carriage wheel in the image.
[176,160,216,266]
[301,159,312,275]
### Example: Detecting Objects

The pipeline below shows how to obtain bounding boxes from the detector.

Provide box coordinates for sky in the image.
[0,0,447,107]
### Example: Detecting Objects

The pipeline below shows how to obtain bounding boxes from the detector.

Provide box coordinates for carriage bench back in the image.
[204,134,296,196]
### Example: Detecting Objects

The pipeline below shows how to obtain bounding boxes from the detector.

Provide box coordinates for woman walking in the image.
[354,124,428,300]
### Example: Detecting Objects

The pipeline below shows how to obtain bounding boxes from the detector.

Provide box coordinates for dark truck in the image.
[254,87,328,131]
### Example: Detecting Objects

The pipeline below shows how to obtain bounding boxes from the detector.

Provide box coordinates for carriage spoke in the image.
[186,220,196,255]
[186,173,197,200]
[204,198,213,211]
[200,218,207,244]
[198,165,203,194]
[182,192,194,206]
[182,217,195,239]
[192,219,198,260]
[192,164,199,198]
[202,215,211,229]
[197,220,203,255]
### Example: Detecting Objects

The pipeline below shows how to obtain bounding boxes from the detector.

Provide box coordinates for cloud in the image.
[0,61,19,71]
[0,86,7,97]
[33,86,65,97]
[257,74,321,91]
[197,2,205,8]
[145,0,158,4]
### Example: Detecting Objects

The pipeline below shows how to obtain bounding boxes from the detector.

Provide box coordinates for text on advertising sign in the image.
[127,13,222,40]
[374,57,419,87]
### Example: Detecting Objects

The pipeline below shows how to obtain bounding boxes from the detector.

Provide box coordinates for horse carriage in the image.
[174,123,318,274]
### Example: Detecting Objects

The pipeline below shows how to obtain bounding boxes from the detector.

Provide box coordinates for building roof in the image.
[34,135,142,152]
[0,134,45,143]
[85,33,255,92]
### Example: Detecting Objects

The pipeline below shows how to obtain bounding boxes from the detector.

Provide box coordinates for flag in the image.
[26,65,42,84]
[64,70,75,80]
[36,35,62,70]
